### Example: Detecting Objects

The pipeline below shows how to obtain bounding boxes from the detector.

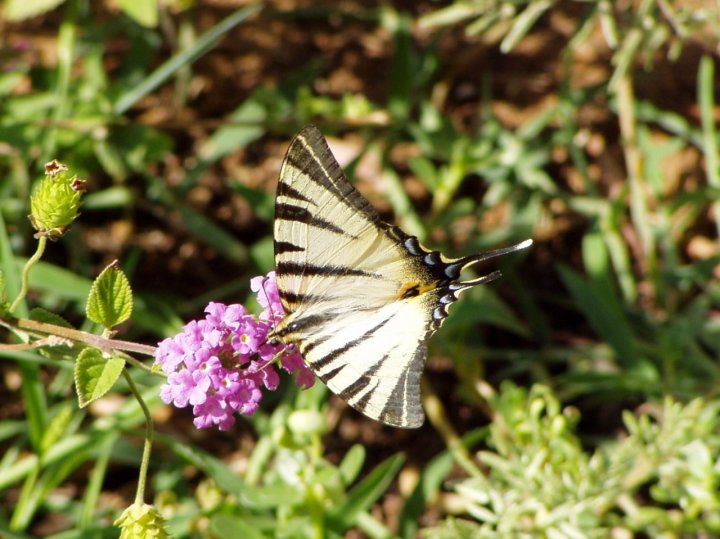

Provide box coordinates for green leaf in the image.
[74,349,125,408]
[177,203,249,264]
[29,307,73,328]
[210,514,267,539]
[159,434,247,497]
[3,0,65,22]
[117,0,158,27]
[0,271,9,318]
[386,11,414,120]
[327,453,405,531]
[338,444,366,485]
[197,99,266,163]
[399,451,455,538]
[557,262,637,367]
[30,308,79,362]
[241,484,305,509]
[26,259,92,302]
[40,404,74,455]
[229,183,274,223]
[0,212,22,316]
[500,0,553,53]
[86,261,133,329]
[423,518,484,539]
[441,286,530,338]
[113,5,262,115]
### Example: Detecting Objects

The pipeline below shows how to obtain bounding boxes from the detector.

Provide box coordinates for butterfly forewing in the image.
[273,126,436,427]
[274,128,420,312]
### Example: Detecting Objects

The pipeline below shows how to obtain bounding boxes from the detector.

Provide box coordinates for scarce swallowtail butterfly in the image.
[270,125,532,428]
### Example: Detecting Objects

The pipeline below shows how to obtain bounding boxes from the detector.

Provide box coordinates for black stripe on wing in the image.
[276,182,314,205]
[276,261,379,279]
[310,313,392,372]
[275,240,305,255]
[275,313,334,337]
[338,355,386,402]
[285,126,382,225]
[379,348,423,427]
[281,290,335,308]
[276,202,346,235]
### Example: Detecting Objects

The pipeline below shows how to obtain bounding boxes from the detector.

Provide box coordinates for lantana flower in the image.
[154,271,314,430]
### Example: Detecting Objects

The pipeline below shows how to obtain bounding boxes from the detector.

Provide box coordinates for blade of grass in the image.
[0,433,92,492]
[384,9,413,121]
[176,204,249,266]
[156,433,246,497]
[699,55,720,238]
[40,0,79,163]
[113,5,262,115]
[326,453,405,531]
[500,0,553,53]
[398,428,485,539]
[18,259,92,303]
[356,511,394,539]
[383,165,425,240]
[615,74,657,293]
[81,431,119,528]
[557,262,638,368]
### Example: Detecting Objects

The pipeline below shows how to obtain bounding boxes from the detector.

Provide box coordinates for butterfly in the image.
[269,125,531,428]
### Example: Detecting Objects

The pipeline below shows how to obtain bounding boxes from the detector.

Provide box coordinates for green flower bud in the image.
[29,160,86,240]
[115,503,171,539]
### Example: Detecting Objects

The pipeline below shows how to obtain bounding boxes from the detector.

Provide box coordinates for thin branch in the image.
[1,317,157,357]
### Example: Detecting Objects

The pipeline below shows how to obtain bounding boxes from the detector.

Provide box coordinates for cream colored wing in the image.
[272,125,532,428]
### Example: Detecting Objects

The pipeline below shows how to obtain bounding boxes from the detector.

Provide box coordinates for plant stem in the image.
[422,377,483,478]
[616,74,657,295]
[123,369,153,505]
[0,317,158,373]
[11,318,156,357]
[699,55,720,239]
[10,236,47,314]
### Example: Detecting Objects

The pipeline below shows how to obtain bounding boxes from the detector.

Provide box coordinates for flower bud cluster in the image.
[154,272,314,430]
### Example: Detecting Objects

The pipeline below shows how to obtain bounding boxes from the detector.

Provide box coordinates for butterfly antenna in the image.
[455,238,533,288]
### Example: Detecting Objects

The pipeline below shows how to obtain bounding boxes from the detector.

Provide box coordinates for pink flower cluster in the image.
[154,272,314,430]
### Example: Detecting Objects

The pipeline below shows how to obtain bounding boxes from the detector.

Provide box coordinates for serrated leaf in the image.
[87,261,133,329]
[30,307,79,361]
[29,307,73,328]
[74,348,125,408]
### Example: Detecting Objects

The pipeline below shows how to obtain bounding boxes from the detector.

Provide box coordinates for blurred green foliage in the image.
[425,384,720,537]
[1,0,719,537]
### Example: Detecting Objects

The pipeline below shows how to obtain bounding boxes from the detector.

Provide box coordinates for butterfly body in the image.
[271,125,531,428]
